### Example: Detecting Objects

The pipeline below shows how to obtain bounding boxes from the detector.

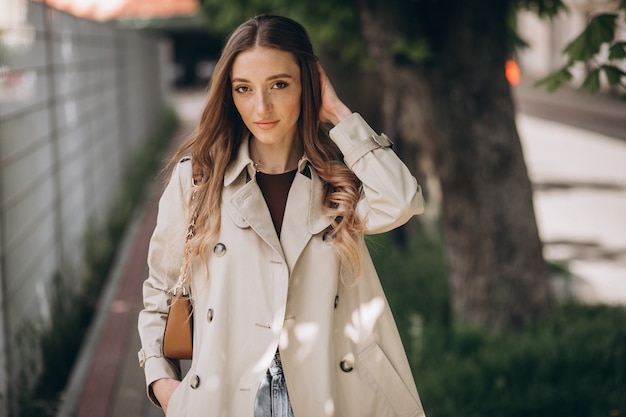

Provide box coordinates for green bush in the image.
[417,304,626,417]
[370,231,626,417]
[367,229,450,351]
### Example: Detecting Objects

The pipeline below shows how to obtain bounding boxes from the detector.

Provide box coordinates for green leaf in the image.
[534,66,572,91]
[392,36,431,63]
[579,68,601,93]
[563,13,617,62]
[602,65,626,86]
[609,42,626,60]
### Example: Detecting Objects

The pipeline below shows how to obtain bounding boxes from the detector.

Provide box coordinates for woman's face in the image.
[231,46,302,149]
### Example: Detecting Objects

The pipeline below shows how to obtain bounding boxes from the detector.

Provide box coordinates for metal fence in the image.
[0,1,168,412]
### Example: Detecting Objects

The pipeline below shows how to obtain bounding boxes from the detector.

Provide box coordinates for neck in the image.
[249,139,303,174]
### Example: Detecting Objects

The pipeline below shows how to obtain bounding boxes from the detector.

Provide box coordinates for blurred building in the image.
[35,0,200,21]
[35,0,224,87]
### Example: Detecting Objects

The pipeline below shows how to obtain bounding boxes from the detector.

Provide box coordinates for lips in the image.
[254,120,279,130]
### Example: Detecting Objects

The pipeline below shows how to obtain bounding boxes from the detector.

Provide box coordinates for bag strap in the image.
[173,184,199,296]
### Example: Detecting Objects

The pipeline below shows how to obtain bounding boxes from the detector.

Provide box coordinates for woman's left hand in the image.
[317,62,352,126]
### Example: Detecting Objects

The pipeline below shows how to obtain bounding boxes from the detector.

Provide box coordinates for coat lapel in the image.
[280,163,331,272]
[223,137,285,259]
[226,178,285,260]
[223,138,332,272]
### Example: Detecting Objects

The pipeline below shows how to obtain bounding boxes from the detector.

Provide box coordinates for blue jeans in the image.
[254,351,294,417]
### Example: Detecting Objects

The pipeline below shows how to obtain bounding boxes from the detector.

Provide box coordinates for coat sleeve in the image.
[137,159,192,406]
[329,113,424,234]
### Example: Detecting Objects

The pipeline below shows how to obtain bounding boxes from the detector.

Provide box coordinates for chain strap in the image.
[173,185,199,296]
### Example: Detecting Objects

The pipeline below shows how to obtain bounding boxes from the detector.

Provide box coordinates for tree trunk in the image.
[359,0,553,331]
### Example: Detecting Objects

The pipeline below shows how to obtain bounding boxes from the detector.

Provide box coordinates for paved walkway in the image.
[55,86,626,417]
[514,78,626,304]
[517,114,626,304]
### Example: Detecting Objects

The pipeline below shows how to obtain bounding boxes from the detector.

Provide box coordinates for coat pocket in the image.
[357,343,422,417]
[166,372,191,417]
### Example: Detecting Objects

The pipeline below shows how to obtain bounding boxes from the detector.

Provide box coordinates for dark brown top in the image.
[256,169,298,236]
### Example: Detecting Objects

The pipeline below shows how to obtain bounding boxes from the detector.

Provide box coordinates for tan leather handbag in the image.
[163,286,193,359]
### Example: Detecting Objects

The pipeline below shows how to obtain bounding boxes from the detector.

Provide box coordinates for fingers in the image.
[153,378,181,413]
[317,61,352,125]
[317,62,329,91]
[316,61,326,78]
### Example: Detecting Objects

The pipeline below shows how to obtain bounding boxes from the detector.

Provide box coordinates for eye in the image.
[234,85,250,94]
[272,81,288,89]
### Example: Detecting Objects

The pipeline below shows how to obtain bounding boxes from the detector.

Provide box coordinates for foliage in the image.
[367,228,450,354]
[392,36,432,63]
[16,274,91,417]
[197,0,626,96]
[535,5,626,94]
[195,0,622,95]
[198,0,571,65]
[372,232,626,417]
[16,108,178,417]
[416,304,626,417]
[198,0,364,61]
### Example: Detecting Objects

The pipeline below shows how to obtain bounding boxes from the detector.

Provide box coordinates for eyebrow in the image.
[231,73,294,84]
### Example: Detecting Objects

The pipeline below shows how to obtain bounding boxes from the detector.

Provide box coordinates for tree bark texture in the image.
[359,0,553,331]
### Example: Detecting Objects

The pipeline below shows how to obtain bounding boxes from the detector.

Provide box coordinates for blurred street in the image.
[518,114,626,304]
[55,86,626,417]
[515,80,626,305]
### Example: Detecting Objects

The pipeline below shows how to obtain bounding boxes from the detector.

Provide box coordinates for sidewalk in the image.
[56,85,626,417]
[513,79,626,304]
[517,114,626,304]
[513,78,626,141]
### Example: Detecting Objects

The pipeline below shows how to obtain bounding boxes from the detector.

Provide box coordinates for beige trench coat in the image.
[138,113,426,417]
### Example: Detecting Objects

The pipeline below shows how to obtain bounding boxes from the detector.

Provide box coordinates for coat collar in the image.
[223,136,331,268]
[223,136,314,187]
[224,136,256,187]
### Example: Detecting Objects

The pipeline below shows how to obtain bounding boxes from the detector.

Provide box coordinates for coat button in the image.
[213,243,226,257]
[207,308,214,322]
[190,374,200,389]
[340,358,354,373]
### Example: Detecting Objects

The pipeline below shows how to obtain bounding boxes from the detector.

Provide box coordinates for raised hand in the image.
[317,62,352,126]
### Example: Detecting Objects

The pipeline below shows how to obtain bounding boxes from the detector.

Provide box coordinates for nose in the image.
[255,90,272,113]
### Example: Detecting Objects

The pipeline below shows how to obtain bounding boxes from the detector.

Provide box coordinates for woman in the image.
[138,14,426,417]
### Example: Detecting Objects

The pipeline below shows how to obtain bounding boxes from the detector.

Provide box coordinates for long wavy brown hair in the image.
[172,15,364,279]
